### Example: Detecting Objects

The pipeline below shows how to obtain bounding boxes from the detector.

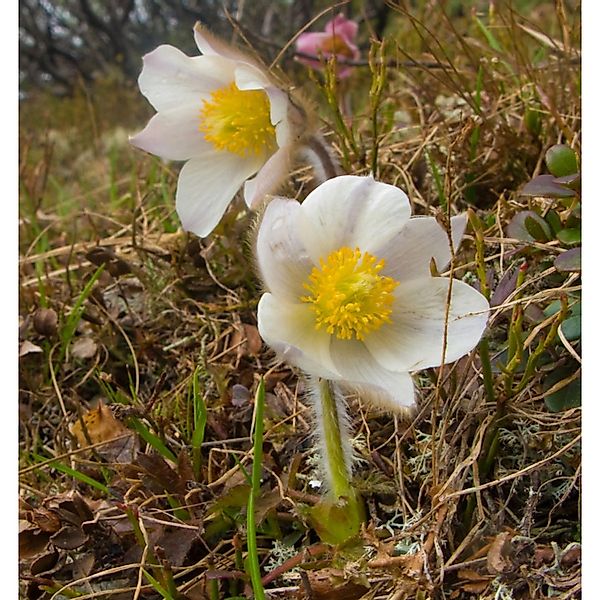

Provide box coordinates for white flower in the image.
[130,24,298,238]
[255,175,490,410]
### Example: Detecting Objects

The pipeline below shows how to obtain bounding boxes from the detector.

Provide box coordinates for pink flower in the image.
[295,14,360,78]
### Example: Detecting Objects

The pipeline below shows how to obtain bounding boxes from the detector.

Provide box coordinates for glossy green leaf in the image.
[524,215,551,242]
[544,367,581,413]
[556,228,581,245]
[545,209,562,236]
[507,210,552,243]
[545,144,578,177]
[561,314,581,341]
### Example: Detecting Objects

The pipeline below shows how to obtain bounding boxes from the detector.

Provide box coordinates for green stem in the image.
[318,378,352,500]
[247,378,266,600]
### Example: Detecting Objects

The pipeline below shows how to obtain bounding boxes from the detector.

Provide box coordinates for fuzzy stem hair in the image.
[308,377,354,499]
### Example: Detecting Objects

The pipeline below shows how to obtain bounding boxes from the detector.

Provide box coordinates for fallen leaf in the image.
[19,522,50,559]
[486,531,514,574]
[232,323,262,358]
[50,525,89,550]
[71,336,98,360]
[29,548,60,576]
[70,401,131,447]
[305,568,369,600]
[19,340,43,357]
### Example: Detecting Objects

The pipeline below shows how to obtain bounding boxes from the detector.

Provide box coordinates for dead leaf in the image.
[232,323,262,358]
[486,531,514,574]
[71,553,95,579]
[29,548,60,576]
[19,340,43,357]
[19,522,50,560]
[50,525,89,550]
[155,527,202,566]
[136,453,187,496]
[305,568,369,600]
[70,401,131,447]
[71,336,98,360]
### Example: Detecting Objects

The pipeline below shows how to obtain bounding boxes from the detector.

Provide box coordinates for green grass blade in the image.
[246,378,266,600]
[142,568,175,600]
[58,264,105,365]
[32,453,112,495]
[191,365,208,480]
[128,417,177,463]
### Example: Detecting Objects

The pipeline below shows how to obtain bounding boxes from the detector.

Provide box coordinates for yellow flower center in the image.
[199,82,276,157]
[302,246,398,341]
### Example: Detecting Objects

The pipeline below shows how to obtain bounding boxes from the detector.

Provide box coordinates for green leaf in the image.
[545,144,578,177]
[545,209,562,236]
[544,368,580,413]
[561,314,581,341]
[32,453,112,495]
[246,378,266,600]
[304,495,363,546]
[507,210,551,243]
[524,215,551,242]
[556,228,581,245]
[127,418,177,463]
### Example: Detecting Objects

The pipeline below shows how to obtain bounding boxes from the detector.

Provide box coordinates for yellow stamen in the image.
[302,246,398,341]
[199,82,276,157]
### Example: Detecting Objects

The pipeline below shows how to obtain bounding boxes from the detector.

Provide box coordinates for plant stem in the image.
[247,378,266,600]
[317,378,353,500]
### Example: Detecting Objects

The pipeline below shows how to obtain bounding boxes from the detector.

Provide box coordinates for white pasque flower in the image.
[130,24,297,238]
[255,175,490,410]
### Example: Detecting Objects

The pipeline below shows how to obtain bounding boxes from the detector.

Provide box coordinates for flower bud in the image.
[33,308,58,337]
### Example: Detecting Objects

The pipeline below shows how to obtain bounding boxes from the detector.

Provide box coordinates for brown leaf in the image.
[19,523,50,560]
[155,527,202,566]
[30,548,60,576]
[70,401,131,447]
[28,509,62,534]
[19,340,43,357]
[305,568,369,600]
[71,336,98,360]
[50,525,89,550]
[486,531,514,574]
[96,434,139,463]
[136,453,187,496]
[232,323,262,358]
[460,581,490,593]
[44,491,94,526]
[71,553,95,579]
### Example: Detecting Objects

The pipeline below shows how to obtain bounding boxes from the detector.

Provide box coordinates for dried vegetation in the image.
[19,1,581,598]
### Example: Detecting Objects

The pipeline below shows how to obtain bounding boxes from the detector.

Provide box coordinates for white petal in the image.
[244,147,292,209]
[234,63,272,91]
[378,214,467,281]
[329,338,416,409]
[256,197,314,301]
[194,23,251,62]
[267,87,292,147]
[129,105,211,161]
[138,45,234,112]
[257,294,339,378]
[298,175,411,263]
[176,152,263,237]
[364,277,490,371]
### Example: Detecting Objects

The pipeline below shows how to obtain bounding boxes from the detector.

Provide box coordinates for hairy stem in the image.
[317,378,353,499]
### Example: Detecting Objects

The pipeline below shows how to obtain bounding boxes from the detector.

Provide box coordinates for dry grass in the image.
[19,2,581,599]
